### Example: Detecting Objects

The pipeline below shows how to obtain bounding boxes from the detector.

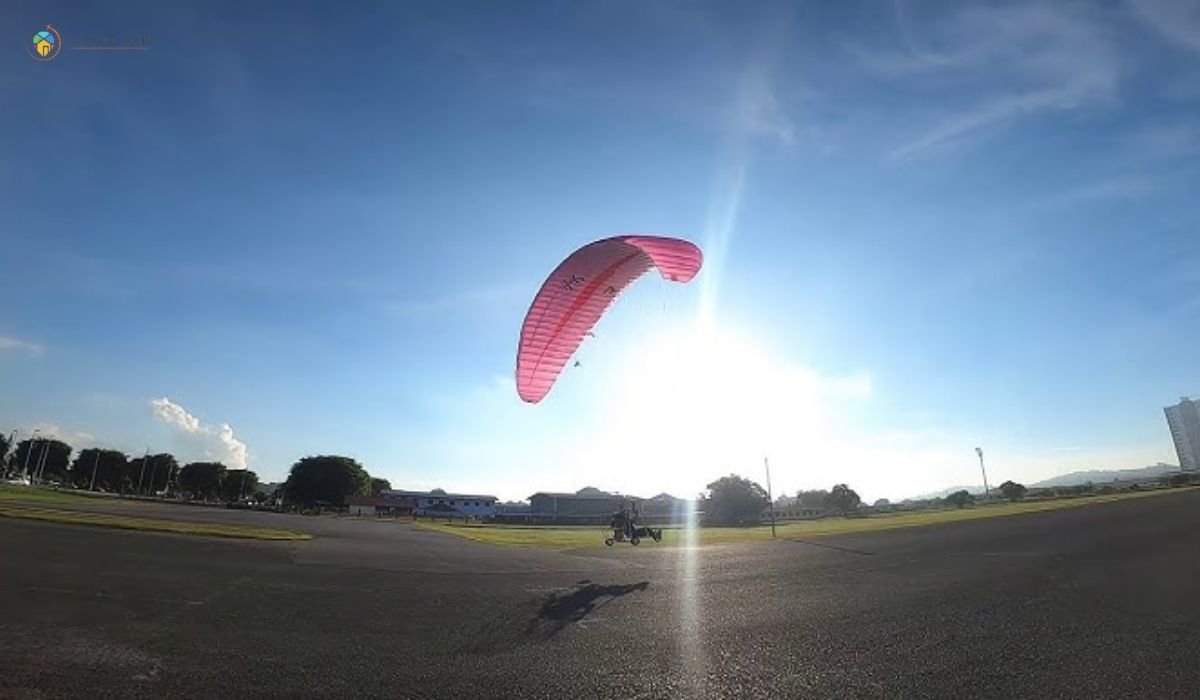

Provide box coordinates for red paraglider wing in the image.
[516,235,703,404]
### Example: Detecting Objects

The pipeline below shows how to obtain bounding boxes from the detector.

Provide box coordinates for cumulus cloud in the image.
[150,397,249,470]
[151,397,202,433]
[28,422,97,447]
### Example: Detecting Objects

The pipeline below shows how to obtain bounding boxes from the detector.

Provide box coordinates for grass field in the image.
[0,484,124,506]
[417,487,1190,549]
[0,502,311,540]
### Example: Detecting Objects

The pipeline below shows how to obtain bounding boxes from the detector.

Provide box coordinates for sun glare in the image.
[594,319,837,496]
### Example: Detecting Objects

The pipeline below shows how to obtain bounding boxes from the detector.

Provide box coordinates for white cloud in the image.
[1131,0,1200,52]
[27,422,98,448]
[856,3,1121,159]
[149,397,249,470]
[150,397,202,433]
[0,336,44,357]
[217,423,248,472]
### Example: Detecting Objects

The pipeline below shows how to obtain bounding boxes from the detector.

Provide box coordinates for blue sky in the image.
[3,0,1198,502]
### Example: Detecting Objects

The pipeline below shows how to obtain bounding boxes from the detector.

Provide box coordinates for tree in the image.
[796,489,831,510]
[827,484,861,515]
[0,430,11,471]
[219,469,259,502]
[1168,472,1190,487]
[702,474,769,526]
[872,498,891,509]
[70,448,130,491]
[998,480,1027,502]
[178,462,226,500]
[127,453,179,495]
[370,477,391,495]
[282,455,370,508]
[125,454,178,496]
[14,439,72,482]
[944,489,975,509]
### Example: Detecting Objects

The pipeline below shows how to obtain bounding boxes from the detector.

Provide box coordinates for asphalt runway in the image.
[3,490,1200,699]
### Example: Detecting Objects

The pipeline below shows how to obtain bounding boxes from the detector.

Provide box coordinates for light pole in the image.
[147,455,160,497]
[764,457,777,538]
[3,429,16,476]
[976,447,990,499]
[136,448,149,495]
[90,449,101,491]
[22,429,41,479]
[35,439,50,483]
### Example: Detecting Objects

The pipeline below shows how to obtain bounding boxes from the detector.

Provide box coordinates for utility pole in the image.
[89,449,101,491]
[147,456,159,497]
[22,430,40,479]
[976,447,990,499]
[35,440,50,483]
[765,457,777,538]
[136,448,149,495]
[4,430,15,475]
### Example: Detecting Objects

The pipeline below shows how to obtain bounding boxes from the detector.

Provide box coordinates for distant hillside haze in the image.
[898,463,1181,501]
[1031,463,1179,488]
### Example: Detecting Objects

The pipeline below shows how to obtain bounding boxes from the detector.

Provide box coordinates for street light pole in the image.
[35,439,50,483]
[22,429,40,479]
[4,430,15,474]
[136,448,149,495]
[765,457,777,538]
[90,449,101,491]
[976,447,990,498]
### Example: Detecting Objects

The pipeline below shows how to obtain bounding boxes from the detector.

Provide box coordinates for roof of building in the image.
[383,489,498,501]
[346,496,413,507]
[528,491,633,500]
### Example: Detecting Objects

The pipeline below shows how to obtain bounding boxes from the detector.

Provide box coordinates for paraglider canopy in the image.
[515,235,703,404]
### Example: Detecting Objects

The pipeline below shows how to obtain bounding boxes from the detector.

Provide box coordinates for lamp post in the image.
[4,430,15,473]
[35,439,51,483]
[22,429,41,479]
[90,449,101,491]
[765,457,777,538]
[976,447,990,498]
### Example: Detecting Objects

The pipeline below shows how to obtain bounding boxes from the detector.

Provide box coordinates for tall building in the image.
[1165,397,1200,471]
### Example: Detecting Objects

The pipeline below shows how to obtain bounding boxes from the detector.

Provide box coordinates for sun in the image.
[591,318,835,496]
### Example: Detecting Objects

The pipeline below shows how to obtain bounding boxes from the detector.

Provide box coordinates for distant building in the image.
[529,487,631,521]
[640,493,685,518]
[495,501,531,514]
[1165,397,1200,471]
[385,490,498,518]
[346,490,497,518]
[346,494,416,517]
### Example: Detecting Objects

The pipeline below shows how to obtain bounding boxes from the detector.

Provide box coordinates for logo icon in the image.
[29,24,61,61]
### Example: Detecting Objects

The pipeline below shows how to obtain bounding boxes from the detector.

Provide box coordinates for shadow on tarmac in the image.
[526,581,650,639]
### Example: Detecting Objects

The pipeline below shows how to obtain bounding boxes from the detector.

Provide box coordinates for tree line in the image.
[0,431,390,507]
[698,474,1087,525]
[700,475,865,526]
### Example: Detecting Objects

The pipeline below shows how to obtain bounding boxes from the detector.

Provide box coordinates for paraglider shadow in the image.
[525,580,650,640]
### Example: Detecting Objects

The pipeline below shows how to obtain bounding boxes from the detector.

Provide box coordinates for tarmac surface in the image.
[2,489,1200,699]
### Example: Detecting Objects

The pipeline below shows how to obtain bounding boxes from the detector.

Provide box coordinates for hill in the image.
[1031,463,1179,488]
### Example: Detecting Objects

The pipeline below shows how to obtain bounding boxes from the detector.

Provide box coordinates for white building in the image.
[383,490,498,518]
[1165,397,1200,472]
